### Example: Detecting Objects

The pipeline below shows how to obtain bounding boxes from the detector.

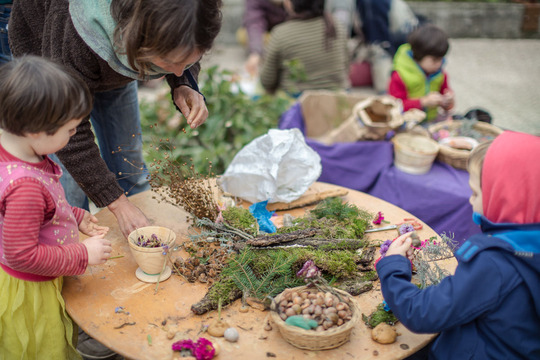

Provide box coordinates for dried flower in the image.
[398,223,415,235]
[114,306,129,315]
[297,260,321,280]
[193,338,215,360]
[172,339,195,352]
[372,211,385,225]
[379,239,393,257]
[172,338,215,360]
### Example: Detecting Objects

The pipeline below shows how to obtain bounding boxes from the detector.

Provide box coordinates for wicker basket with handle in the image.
[270,285,360,350]
[428,120,504,169]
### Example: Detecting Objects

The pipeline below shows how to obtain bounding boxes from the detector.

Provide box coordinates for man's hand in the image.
[173,86,208,129]
[107,194,150,238]
[79,211,109,237]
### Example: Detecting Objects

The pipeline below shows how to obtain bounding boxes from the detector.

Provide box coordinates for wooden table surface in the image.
[63,182,456,360]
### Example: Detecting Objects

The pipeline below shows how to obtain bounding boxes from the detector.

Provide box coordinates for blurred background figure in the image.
[238,0,356,78]
[326,0,356,38]
[388,24,454,123]
[259,0,349,96]
[0,1,12,64]
[351,0,420,93]
[238,0,288,77]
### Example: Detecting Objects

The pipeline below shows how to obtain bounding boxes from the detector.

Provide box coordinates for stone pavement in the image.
[200,39,540,135]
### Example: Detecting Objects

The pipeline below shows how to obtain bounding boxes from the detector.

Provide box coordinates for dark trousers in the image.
[0,4,12,64]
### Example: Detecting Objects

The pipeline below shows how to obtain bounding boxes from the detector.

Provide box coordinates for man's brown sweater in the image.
[8,0,198,208]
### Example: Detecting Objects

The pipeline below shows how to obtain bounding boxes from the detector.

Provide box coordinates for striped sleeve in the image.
[1,178,88,276]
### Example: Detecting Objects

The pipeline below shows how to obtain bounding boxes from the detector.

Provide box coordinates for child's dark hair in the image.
[0,56,92,136]
[289,0,336,47]
[467,140,493,186]
[408,24,449,62]
[111,0,223,78]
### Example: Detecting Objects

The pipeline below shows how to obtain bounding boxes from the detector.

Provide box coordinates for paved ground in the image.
[199,39,540,135]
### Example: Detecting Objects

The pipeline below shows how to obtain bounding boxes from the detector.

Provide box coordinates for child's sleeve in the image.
[260,29,283,93]
[376,253,508,334]
[388,71,422,111]
[71,206,86,225]
[1,180,88,277]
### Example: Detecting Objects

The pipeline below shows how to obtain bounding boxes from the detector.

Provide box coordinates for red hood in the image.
[482,131,540,224]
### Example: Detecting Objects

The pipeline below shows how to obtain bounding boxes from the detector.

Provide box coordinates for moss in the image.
[293,249,359,279]
[222,207,258,236]
[276,197,372,239]
[207,277,239,302]
[319,239,366,251]
[362,303,399,329]
[360,270,378,282]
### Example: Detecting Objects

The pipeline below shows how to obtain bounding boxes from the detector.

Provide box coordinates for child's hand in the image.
[441,89,455,110]
[79,211,109,237]
[386,232,415,260]
[421,92,443,108]
[83,235,112,265]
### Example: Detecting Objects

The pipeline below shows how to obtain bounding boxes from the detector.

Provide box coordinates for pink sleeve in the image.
[72,206,86,225]
[1,180,88,276]
[388,71,422,111]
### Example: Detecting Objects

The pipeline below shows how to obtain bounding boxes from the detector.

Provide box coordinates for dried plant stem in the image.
[154,232,173,294]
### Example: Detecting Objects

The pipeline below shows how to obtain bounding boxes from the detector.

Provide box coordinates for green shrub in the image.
[139,66,294,176]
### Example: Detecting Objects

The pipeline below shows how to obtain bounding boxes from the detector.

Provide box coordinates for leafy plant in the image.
[221,247,304,300]
[140,66,294,175]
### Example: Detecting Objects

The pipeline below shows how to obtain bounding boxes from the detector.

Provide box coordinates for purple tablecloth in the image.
[279,103,480,246]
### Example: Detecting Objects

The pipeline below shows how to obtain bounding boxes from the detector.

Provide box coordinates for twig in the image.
[114,322,136,329]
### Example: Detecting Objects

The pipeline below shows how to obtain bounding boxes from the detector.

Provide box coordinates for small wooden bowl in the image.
[128,226,176,275]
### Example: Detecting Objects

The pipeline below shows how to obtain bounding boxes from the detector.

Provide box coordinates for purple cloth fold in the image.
[279,102,481,246]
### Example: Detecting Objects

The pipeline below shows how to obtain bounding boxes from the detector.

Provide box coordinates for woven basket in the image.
[270,285,360,350]
[428,120,504,169]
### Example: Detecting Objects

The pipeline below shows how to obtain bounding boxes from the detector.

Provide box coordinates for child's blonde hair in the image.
[467,140,493,187]
[0,56,92,136]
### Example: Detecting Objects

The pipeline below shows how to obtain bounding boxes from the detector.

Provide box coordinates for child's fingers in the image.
[394,231,414,245]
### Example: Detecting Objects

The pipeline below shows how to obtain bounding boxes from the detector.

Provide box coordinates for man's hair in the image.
[408,24,449,62]
[467,140,493,187]
[111,0,223,78]
[0,56,92,136]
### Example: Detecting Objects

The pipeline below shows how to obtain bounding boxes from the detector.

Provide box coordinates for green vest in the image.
[393,44,445,121]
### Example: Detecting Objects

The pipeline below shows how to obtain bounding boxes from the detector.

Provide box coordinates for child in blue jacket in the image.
[377,131,540,359]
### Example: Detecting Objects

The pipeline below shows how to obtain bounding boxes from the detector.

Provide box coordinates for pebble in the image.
[224,327,239,342]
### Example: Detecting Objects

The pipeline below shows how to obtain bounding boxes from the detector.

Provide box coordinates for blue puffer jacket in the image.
[377,215,540,359]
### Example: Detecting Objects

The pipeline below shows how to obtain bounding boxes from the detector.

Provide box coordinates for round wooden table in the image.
[63,182,456,360]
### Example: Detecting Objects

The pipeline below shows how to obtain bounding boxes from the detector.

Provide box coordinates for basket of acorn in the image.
[270,284,360,350]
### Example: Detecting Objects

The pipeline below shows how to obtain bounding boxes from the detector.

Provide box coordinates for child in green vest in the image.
[388,24,454,122]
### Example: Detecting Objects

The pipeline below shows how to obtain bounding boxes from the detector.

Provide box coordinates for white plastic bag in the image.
[218,128,322,204]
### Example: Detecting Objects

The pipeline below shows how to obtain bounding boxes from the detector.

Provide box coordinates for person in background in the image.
[0,1,11,64]
[241,0,288,77]
[387,24,454,123]
[377,131,540,359]
[355,0,418,57]
[0,56,112,360]
[8,0,223,239]
[260,0,349,96]
[351,0,419,93]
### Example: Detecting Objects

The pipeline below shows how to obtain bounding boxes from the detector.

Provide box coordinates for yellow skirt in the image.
[0,267,81,360]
